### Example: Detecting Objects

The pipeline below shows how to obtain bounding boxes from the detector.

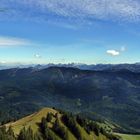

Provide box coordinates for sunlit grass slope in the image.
[5,107,115,140]
[5,108,57,135]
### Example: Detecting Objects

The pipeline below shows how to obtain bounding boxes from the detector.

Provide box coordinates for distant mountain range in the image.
[0,66,140,134]
[1,63,140,73]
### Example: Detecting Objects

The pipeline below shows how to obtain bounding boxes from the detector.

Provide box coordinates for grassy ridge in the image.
[4,107,119,140]
[5,108,57,135]
[6,107,139,140]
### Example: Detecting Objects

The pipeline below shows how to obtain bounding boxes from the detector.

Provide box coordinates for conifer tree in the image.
[46,113,53,122]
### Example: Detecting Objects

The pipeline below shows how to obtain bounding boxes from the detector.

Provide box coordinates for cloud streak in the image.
[0,36,30,46]
[1,0,140,23]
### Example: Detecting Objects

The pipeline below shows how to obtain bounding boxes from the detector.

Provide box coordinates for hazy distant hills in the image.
[33,63,140,72]
[0,66,140,134]
[1,63,140,72]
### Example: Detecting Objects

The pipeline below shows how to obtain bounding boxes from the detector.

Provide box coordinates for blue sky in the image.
[0,0,140,64]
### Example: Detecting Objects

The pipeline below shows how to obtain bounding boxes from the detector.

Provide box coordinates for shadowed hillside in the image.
[0,67,140,133]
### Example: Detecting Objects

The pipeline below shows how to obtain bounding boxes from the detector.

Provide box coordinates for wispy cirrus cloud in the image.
[1,0,140,23]
[0,36,30,47]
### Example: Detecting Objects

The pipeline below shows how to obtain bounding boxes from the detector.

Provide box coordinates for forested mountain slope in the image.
[0,67,139,133]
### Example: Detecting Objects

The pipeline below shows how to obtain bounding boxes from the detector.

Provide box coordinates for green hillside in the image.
[5,108,58,135]
[117,133,140,140]
[2,107,120,140]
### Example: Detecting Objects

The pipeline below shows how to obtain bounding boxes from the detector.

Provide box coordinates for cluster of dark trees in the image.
[62,113,82,139]
[62,113,120,140]
[0,111,120,140]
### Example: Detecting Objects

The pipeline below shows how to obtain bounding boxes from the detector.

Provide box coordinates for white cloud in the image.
[0,36,30,46]
[106,50,120,56]
[106,45,126,56]
[34,54,42,58]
